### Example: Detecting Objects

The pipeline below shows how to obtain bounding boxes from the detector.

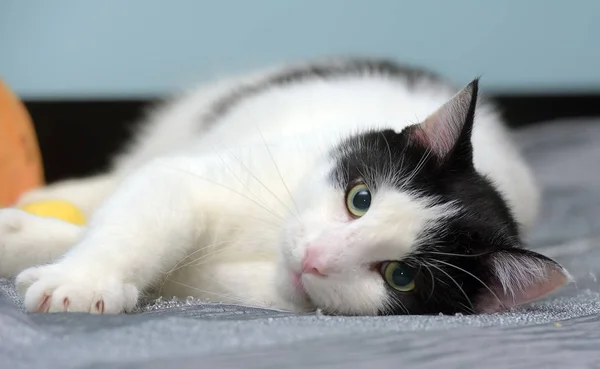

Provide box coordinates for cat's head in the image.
[277,79,571,315]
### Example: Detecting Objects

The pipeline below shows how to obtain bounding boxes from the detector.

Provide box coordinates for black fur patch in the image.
[329,124,523,315]
[201,58,446,128]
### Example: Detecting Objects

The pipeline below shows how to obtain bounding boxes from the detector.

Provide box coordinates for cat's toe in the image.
[0,208,26,233]
[17,265,139,314]
[0,209,62,277]
[14,265,45,295]
[0,209,25,276]
[46,284,97,313]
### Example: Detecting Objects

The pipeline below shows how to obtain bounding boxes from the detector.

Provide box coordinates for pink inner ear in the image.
[476,267,571,314]
[412,85,473,159]
[413,112,463,159]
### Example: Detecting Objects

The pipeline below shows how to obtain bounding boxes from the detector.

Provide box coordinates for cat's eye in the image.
[346,184,371,217]
[381,261,415,292]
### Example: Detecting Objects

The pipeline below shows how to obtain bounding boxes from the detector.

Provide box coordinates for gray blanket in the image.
[2,118,600,369]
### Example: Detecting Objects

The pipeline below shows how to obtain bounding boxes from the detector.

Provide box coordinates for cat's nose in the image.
[302,248,328,277]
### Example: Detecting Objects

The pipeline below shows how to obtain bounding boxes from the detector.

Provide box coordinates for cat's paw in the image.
[0,208,36,277]
[16,264,139,314]
[0,208,81,277]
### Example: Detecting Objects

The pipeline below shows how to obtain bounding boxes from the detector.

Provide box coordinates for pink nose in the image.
[302,248,328,277]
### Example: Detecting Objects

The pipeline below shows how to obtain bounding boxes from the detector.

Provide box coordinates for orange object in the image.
[0,79,44,206]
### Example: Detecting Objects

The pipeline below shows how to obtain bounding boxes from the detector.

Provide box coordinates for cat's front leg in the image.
[16,157,212,314]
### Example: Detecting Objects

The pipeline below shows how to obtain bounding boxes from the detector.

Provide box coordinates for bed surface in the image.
[2,118,600,369]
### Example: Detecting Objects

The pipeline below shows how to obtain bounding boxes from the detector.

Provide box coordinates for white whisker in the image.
[256,126,300,216]
[424,260,475,312]
[158,163,285,222]
[385,295,410,315]
[432,258,503,310]
[222,146,299,221]
[165,279,265,307]
[415,250,491,258]
[201,275,269,308]
[423,262,436,301]
[211,145,262,204]
[403,148,431,187]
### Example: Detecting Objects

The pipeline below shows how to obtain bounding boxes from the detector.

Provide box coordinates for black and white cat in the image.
[0,58,571,315]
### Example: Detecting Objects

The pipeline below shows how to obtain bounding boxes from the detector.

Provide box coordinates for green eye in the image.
[382,261,416,292]
[346,184,371,217]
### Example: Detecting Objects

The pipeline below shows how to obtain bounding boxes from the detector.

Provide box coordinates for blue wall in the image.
[1,0,599,98]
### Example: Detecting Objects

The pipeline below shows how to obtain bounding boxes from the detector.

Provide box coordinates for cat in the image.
[0,58,571,316]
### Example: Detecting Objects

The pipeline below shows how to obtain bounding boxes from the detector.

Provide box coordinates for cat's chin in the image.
[274,268,316,313]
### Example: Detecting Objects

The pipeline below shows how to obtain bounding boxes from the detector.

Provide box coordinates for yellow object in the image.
[19,200,86,225]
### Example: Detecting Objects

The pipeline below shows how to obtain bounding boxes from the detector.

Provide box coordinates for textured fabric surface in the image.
[1,118,600,369]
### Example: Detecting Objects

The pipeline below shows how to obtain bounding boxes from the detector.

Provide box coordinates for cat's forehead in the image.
[329,128,438,191]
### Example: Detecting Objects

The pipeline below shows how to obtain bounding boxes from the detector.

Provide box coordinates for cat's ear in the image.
[475,248,572,313]
[407,79,479,165]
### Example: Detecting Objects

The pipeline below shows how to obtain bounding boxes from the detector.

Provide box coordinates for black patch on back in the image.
[329,127,522,315]
[201,58,446,128]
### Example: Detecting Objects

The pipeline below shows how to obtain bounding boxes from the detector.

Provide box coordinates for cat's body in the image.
[0,58,569,315]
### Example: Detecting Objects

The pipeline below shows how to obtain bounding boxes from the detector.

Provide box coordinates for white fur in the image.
[0,209,82,277]
[0,60,540,315]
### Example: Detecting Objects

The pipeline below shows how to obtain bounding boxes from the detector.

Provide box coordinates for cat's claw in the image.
[16,264,139,314]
